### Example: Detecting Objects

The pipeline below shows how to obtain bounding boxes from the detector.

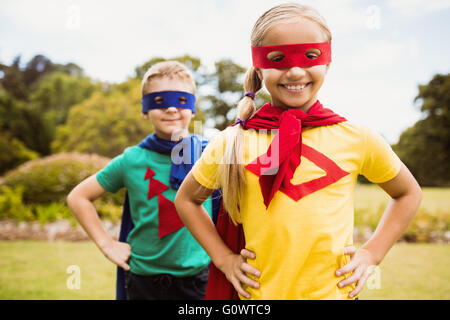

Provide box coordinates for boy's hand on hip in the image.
[220,249,260,299]
[100,240,131,271]
[336,245,378,298]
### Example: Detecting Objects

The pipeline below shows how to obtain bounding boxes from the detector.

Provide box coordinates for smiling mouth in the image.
[281,82,311,92]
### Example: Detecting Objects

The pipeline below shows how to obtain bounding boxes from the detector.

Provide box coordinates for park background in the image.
[0,0,449,299]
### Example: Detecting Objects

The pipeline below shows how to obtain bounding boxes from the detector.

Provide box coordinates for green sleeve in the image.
[96,153,125,193]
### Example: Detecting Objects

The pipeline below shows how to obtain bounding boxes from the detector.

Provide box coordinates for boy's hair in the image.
[218,3,332,224]
[141,60,196,96]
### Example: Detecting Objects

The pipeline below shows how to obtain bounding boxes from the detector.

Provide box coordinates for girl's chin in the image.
[277,99,310,109]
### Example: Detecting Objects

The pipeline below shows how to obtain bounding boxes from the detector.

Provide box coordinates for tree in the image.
[30,72,99,148]
[201,59,270,130]
[0,54,84,101]
[52,79,154,158]
[0,55,90,156]
[0,56,28,100]
[0,87,49,156]
[393,73,450,186]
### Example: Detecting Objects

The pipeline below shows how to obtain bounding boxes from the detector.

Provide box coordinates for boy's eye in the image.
[154,96,164,104]
[179,96,187,104]
[266,51,285,62]
[305,48,321,60]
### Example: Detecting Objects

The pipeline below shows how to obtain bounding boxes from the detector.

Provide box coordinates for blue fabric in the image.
[142,91,196,114]
[116,192,134,300]
[138,133,208,190]
[116,133,214,300]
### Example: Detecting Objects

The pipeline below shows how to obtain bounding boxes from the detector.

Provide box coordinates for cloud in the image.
[387,0,450,18]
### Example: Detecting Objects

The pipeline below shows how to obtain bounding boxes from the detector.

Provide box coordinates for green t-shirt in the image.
[96,145,212,277]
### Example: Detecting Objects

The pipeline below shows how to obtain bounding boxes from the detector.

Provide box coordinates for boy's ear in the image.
[142,113,149,120]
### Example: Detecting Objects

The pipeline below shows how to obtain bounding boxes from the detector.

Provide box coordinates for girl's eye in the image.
[305,48,322,60]
[154,96,164,104]
[266,51,285,62]
[179,96,187,104]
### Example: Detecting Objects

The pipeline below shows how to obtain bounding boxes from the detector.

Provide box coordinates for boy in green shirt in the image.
[67,61,213,300]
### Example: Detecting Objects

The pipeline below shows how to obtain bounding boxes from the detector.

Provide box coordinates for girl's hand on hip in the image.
[336,245,378,298]
[100,240,131,271]
[221,248,260,299]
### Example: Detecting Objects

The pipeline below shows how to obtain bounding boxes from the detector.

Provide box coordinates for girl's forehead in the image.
[261,18,327,46]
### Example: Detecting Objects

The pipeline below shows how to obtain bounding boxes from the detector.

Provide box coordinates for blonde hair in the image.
[141,60,196,96]
[218,3,332,224]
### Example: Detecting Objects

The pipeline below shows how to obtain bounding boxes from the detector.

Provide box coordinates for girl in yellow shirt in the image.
[175,3,422,300]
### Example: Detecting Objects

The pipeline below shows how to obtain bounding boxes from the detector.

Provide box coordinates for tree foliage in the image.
[52,79,153,158]
[393,73,450,186]
[0,128,39,176]
[0,55,92,158]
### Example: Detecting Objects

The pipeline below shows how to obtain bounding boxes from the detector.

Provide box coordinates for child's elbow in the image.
[174,191,184,212]
[415,184,423,207]
[66,188,80,209]
[66,190,75,208]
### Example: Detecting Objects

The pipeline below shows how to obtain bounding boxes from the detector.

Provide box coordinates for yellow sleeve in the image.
[360,127,402,183]
[191,132,226,190]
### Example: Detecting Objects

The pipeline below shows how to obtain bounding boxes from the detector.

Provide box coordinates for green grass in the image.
[359,242,450,299]
[0,241,115,300]
[354,184,450,214]
[0,240,448,299]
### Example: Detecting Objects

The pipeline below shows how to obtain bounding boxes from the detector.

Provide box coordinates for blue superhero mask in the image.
[142,91,196,114]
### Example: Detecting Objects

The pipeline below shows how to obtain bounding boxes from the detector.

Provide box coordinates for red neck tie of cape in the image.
[205,100,347,300]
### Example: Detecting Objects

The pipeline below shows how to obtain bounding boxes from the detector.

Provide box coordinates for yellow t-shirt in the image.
[192,122,402,300]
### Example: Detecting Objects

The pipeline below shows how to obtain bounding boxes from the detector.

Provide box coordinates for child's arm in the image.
[336,164,422,297]
[67,175,131,271]
[175,172,260,299]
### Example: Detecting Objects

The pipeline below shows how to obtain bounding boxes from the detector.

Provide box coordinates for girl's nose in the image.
[286,66,306,78]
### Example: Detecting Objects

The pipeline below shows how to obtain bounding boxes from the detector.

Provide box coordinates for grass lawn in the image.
[0,241,115,300]
[0,240,448,300]
[354,184,450,214]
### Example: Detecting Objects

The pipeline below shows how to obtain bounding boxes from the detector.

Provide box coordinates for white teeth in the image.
[285,84,306,90]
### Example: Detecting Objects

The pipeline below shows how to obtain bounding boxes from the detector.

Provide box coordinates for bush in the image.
[0,185,34,221]
[0,185,123,224]
[354,205,450,244]
[1,153,123,205]
[95,201,123,222]
[404,209,450,243]
[34,202,74,224]
[0,129,39,175]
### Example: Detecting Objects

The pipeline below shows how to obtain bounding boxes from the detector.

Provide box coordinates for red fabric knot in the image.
[244,100,347,208]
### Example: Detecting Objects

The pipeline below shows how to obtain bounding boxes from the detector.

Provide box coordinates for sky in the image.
[1,0,450,143]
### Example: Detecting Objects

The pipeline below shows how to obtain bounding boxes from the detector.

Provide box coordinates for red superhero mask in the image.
[251,42,332,69]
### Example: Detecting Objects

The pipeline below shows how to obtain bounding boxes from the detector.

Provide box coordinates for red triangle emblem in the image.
[245,144,349,202]
[144,168,184,238]
[144,168,168,199]
[158,193,184,238]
